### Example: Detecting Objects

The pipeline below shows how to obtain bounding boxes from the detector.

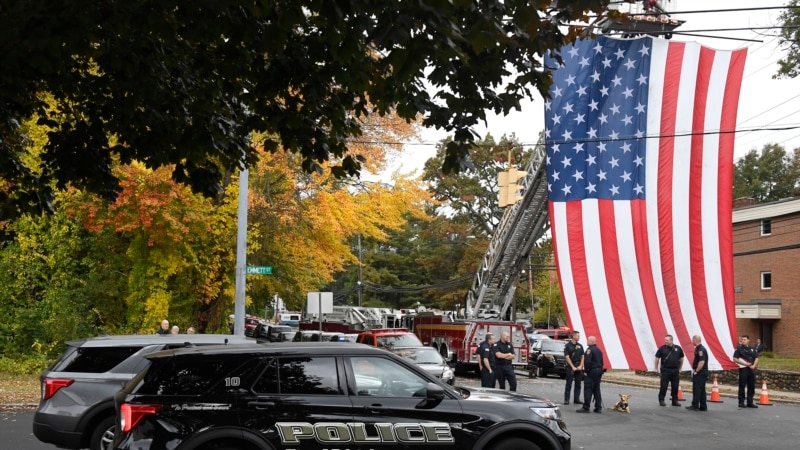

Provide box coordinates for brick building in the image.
[732,197,800,357]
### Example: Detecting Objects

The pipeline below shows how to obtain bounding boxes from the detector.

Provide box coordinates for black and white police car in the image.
[113,342,570,450]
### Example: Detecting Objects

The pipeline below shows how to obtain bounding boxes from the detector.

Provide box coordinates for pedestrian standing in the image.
[171,325,180,334]
[156,319,170,335]
[686,335,708,411]
[654,334,684,406]
[755,338,767,355]
[733,335,759,408]
[576,336,604,413]
[564,330,584,405]
[478,333,497,388]
[493,332,517,392]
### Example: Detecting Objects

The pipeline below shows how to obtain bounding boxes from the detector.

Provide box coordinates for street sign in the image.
[246,266,273,275]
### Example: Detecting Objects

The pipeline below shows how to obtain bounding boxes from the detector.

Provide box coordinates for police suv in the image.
[114,342,570,450]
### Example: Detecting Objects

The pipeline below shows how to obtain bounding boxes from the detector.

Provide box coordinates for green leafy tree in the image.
[776,0,800,78]
[0,0,610,218]
[422,134,528,236]
[733,144,800,203]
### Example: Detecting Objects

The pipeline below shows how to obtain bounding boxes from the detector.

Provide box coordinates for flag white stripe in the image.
[553,203,583,338]
[614,202,658,367]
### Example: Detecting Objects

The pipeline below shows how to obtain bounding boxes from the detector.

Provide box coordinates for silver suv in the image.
[32,334,255,450]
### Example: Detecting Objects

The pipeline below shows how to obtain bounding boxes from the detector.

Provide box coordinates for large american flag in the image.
[544,36,746,371]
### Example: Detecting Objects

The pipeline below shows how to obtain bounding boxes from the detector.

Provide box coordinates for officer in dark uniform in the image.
[654,334,684,406]
[478,333,497,387]
[493,331,517,392]
[733,335,759,408]
[563,330,584,405]
[686,334,708,411]
[576,336,603,413]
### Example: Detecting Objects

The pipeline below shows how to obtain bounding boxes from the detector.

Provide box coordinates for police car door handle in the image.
[247,400,276,410]
[363,403,387,413]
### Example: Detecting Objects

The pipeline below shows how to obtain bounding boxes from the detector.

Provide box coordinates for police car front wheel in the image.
[489,437,541,450]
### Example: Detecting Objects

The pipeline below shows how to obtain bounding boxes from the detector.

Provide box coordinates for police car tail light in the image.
[43,378,74,400]
[120,403,162,432]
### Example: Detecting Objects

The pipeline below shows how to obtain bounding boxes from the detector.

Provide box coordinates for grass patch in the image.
[0,372,40,405]
[757,353,800,372]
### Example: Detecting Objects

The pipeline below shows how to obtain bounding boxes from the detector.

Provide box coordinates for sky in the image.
[388,0,800,176]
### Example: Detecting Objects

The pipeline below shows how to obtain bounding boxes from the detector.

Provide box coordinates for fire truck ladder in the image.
[466,144,550,319]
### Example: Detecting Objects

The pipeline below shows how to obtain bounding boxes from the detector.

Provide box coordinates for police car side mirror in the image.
[426,382,445,400]
[415,382,445,409]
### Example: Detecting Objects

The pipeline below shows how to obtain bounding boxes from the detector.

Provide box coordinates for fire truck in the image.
[412,312,529,374]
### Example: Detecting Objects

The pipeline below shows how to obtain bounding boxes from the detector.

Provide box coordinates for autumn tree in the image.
[0,1,610,218]
[733,143,800,203]
[245,114,430,313]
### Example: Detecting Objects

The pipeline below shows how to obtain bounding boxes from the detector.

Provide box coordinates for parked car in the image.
[390,346,455,385]
[528,338,568,379]
[32,334,255,450]
[356,328,423,349]
[291,330,323,342]
[112,343,570,450]
[529,333,552,345]
[532,328,571,340]
[254,323,293,342]
[243,315,262,337]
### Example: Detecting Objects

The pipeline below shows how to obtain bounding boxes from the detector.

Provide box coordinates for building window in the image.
[761,272,772,290]
[760,219,771,236]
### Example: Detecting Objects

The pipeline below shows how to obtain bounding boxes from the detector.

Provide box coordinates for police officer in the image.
[564,330,584,405]
[478,333,496,387]
[686,335,708,411]
[576,336,603,413]
[493,331,517,392]
[654,334,684,406]
[733,335,759,408]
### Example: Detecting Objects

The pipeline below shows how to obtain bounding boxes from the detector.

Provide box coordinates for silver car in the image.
[391,346,455,385]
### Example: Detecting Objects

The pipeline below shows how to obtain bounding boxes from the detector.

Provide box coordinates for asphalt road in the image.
[3,372,797,450]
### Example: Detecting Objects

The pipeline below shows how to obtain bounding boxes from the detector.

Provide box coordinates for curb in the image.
[603,377,800,405]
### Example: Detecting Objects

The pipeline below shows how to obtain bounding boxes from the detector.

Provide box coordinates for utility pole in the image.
[357,234,363,307]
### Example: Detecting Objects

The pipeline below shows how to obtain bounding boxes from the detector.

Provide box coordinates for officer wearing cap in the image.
[654,334,684,407]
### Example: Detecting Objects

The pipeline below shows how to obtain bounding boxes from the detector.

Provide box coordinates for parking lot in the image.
[457,371,800,450]
[4,370,799,450]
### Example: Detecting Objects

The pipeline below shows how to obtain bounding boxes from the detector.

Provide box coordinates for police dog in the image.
[609,393,632,413]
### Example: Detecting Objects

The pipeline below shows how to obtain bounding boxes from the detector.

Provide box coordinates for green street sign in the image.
[246,266,273,275]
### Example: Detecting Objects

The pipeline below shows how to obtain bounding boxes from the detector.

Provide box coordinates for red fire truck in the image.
[412,313,529,374]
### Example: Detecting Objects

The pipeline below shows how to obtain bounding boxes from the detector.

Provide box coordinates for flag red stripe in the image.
[566,202,603,361]
[717,48,747,357]
[631,199,668,343]
[657,42,691,345]
[599,200,646,369]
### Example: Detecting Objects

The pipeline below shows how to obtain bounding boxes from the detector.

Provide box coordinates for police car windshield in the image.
[541,340,566,352]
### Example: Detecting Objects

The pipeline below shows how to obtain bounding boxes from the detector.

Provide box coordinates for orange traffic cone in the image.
[758,379,772,406]
[709,376,723,403]
[677,383,685,401]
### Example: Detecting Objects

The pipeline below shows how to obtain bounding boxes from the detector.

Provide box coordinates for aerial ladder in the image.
[465,143,550,319]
